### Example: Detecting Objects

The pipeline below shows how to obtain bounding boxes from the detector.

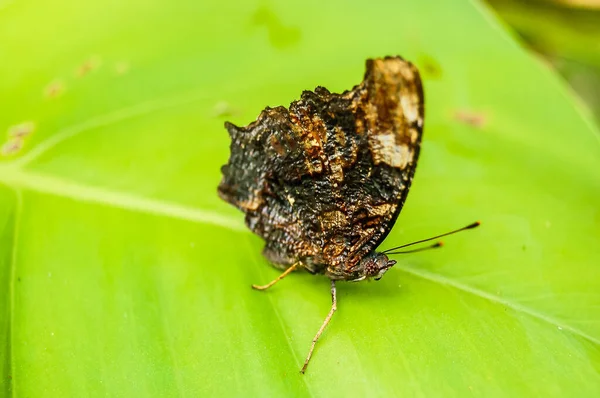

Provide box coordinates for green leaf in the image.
[1,0,600,396]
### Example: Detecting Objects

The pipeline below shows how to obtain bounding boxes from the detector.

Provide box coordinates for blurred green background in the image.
[487,0,600,126]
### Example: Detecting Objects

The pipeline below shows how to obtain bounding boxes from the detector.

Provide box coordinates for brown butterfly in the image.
[218,56,478,373]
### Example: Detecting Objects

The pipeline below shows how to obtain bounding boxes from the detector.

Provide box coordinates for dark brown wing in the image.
[218,56,424,280]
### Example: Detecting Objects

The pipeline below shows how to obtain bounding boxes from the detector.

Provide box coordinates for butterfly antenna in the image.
[382,221,480,254]
[385,241,444,255]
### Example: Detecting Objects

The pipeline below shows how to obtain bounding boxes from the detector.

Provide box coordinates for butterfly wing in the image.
[218,56,424,280]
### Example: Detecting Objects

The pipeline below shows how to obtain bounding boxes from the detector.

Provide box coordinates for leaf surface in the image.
[1,0,600,396]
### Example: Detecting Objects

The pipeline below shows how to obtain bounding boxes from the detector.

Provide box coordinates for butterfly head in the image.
[353,252,397,282]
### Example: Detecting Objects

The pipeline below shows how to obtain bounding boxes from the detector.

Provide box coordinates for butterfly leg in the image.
[251,262,299,290]
[301,280,337,374]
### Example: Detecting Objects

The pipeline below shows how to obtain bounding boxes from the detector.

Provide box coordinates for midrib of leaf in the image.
[0,167,245,232]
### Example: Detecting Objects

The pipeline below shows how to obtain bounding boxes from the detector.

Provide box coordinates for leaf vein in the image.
[0,169,246,232]
[396,264,600,346]
[11,89,214,168]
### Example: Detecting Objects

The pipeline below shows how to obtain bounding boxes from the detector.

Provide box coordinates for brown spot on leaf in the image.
[418,54,442,79]
[1,139,23,156]
[7,121,35,139]
[455,110,486,128]
[44,80,65,98]
[76,55,102,77]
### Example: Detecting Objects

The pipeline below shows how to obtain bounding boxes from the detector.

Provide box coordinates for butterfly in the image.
[218,56,478,373]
